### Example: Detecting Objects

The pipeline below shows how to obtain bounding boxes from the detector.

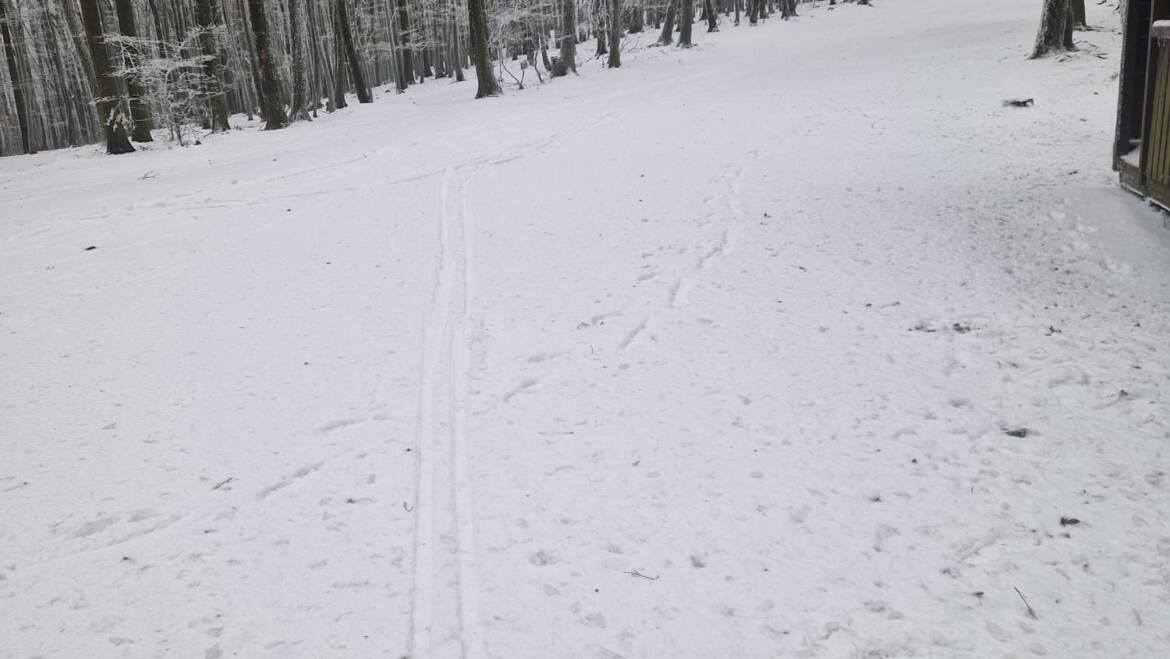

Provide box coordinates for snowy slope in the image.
[2,1,1169,658]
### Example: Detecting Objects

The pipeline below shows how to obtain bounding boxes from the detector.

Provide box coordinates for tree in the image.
[247,0,288,129]
[557,0,578,75]
[195,0,230,131]
[288,0,310,120]
[467,0,501,97]
[113,0,153,141]
[593,0,607,57]
[395,0,414,88]
[679,0,694,47]
[608,0,621,68]
[705,0,719,32]
[0,0,33,153]
[335,0,372,103]
[79,0,135,154]
[1070,0,1087,28]
[658,0,677,46]
[1030,0,1075,59]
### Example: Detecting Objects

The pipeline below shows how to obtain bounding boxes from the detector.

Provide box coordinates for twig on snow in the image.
[403,501,414,512]
[211,476,234,490]
[626,569,660,581]
[1014,586,1038,619]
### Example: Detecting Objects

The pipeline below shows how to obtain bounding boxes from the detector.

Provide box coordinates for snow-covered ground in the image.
[3,1,1169,657]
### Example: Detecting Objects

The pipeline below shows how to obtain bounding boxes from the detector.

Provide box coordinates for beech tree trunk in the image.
[79,0,135,153]
[0,0,33,153]
[248,0,287,128]
[467,0,500,97]
[559,0,577,75]
[395,0,413,89]
[1071,0,1086,28]
[288,0,310,120]
[679,0,694,47]
[113,0,153,141]
[335,0,372,103]
[658,0,676,46]
[195,0,230,131]
[1030,0,1074,59]
[607,0,621,68]
[593,0,606,57]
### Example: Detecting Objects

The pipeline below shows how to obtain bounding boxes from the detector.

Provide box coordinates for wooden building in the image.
[1115,0,1170,209]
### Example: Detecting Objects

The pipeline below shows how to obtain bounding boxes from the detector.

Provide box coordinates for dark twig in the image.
[403,501,414,512]
[211,477,234,490]
[1014,586,1038,619]
[626,569,660,580]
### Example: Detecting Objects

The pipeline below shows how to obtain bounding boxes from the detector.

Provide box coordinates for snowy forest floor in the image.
[3,1,1170,658]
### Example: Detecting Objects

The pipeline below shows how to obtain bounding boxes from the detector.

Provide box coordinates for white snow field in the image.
[3,1,1170,657]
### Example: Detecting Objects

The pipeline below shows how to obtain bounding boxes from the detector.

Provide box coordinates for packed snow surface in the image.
[2,1,1169,657]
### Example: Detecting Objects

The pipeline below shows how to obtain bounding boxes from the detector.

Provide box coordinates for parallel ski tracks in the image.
[407,164,485,659]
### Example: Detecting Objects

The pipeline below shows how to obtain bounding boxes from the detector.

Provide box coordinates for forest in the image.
[0,0,826,157]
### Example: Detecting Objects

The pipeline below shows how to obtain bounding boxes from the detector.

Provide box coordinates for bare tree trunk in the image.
[331,0,348,109]
[559,0,577,75]
[679,0,694,47]
[113,0,153,141]
[607,0,621,67]
[288,0,310,120]
[0,0,33,153]
[658,0,676,46]
[335,0,372,102]
[247,0,287,128]
[1071,0,1087,28]
[395,0,413,88]
[593,0,606,57]
[705,0,719,31]
[467,0,500,97]
[450,12,465,82]
[79,0,134,153]
[628,2,643,34]
[195,0,230,131]
[1030,0,1074,59]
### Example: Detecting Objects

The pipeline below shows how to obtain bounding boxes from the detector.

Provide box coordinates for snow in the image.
[2,1,1170,657]
[1122,146,1141,167]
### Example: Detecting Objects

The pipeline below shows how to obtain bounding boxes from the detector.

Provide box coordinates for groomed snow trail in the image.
[2,1,1170,658]
[410,165,485,659]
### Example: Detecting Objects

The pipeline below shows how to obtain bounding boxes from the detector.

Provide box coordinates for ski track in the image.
[3,2,1170,657]
[408,163,484,659]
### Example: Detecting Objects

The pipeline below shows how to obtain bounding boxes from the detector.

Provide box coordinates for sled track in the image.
[407,164,485,659]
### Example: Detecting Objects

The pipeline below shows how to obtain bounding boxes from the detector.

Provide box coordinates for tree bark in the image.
[335,0,371,103]
[395,0,413,88]
[450,12,465,82]
[1071,0,1086,27]
[113,0,153,141]
[0,0,33,153]
[679,0,694,47]
[593,0,606,57]
[288,0,310,120]
[559,0,577,75]
[79,0,134,153]
[195,0,230,131]
[1030,0,1074,59]
[705,0,719,31]
[658,0,676,46]
[607,0,621,67]
[247,0,287,128]
[331,0,348,109]
[467,0,500,97]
